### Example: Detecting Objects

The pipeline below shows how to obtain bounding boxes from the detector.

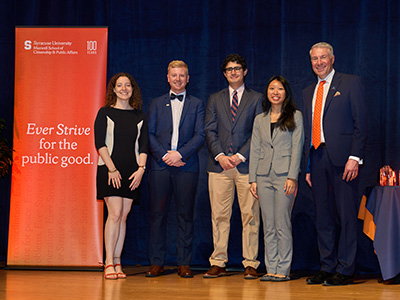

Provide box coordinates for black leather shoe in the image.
[322,272,354,286]
[306,271,333,284]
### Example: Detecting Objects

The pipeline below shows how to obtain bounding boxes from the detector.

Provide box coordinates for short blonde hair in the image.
[168,60,189,73]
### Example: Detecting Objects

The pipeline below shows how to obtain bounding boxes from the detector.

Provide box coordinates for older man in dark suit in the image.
[204,54,262,279]
[303,42,367,286]
[146,60,205,278]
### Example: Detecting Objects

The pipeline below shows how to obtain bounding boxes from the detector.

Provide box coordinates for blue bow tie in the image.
[170,93,184,101]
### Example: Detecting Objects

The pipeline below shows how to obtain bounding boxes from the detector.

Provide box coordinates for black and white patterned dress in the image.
[94,106,148,202]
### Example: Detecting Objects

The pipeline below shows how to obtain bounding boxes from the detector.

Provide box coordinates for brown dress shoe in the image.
[203,265,227,278]
[145,265,164,277]
[177,265,193,278]
[244,266,258,279]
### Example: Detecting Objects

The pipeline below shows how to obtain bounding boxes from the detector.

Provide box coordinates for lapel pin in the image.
[334,91,341,97]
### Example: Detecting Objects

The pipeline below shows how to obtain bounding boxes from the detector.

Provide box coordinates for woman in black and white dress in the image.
[94,73,148,279]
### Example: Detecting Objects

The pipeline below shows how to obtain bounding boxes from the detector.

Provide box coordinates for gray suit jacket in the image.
[249,110,304,183]
[205,86,263,174]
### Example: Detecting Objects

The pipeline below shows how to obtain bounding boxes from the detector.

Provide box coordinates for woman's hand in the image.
[129,167,145,190]
[250,182,258,199]
[108,170,122,189]
[284,178,297,196]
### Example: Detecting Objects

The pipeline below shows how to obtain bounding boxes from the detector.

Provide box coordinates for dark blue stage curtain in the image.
[1,0,399,274]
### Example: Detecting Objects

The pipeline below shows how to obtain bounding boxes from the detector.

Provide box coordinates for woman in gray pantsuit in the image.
[249,76,304,281]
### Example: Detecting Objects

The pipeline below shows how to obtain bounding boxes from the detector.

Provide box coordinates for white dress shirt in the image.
[170,90,185,151]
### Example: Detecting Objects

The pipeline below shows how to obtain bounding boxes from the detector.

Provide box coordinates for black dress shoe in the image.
[306,271,333,284]
[322,272,354,286]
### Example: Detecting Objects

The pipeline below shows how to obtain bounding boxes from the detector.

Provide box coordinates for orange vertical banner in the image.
[8,27,107,268]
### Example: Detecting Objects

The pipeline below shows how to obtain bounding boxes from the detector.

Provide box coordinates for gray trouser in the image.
[257,171,295,275]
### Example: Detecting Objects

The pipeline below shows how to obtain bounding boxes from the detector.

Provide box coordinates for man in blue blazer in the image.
[302,42,367,286]
[146,60,205,278]
[204,54,262,279]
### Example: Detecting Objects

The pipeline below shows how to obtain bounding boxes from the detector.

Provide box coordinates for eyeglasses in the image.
[224,66,243,73]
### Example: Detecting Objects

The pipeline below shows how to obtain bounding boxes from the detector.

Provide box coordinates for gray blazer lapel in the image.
[221,89,232,123]
[233,89,250,127]
[263,111,272,143]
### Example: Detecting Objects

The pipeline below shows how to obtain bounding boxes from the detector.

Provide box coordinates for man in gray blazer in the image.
[204,54,263,279]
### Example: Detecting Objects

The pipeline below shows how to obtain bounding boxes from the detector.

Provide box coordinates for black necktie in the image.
[170,93,184,101]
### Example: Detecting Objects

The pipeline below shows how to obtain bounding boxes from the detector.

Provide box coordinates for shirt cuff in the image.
[236,153,246,162]
[215,153,224,161]
[163,151,182,159]
[349,155,363,165]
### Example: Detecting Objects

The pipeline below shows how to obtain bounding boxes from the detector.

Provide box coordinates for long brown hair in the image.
[105,72,142,109]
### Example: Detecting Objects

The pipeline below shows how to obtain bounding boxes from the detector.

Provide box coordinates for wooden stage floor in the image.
[1,266,399,300]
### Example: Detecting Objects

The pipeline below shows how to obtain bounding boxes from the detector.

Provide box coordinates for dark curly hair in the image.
[222,54,247,73]
[262,75,297,131]
[105,72,142,109]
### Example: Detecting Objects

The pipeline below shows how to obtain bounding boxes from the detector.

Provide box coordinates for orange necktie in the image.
[312,80,326,149]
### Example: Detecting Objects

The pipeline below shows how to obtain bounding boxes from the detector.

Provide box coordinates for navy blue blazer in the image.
[302,72,367,167]
[205,87,263,174]
[147,93,205,173]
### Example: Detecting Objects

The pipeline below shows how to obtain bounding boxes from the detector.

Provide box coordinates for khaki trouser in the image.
[208,168,260,268]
